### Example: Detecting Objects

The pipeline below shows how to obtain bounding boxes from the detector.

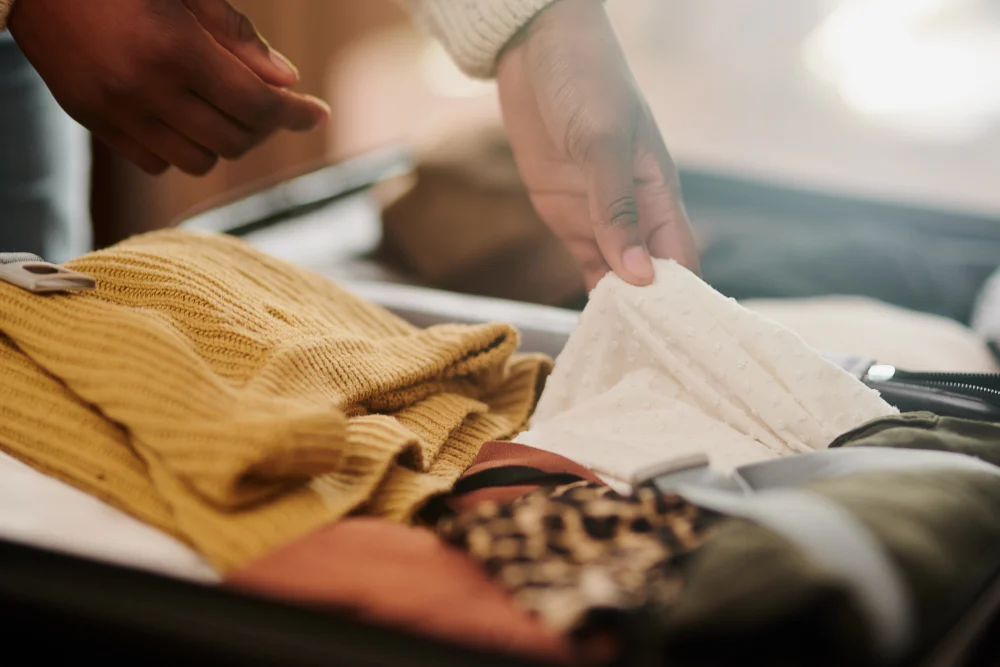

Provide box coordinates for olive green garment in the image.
[831,412,1000,467]
[654,414,1000,667]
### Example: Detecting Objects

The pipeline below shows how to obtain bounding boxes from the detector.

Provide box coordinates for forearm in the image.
[2,0,570,77]
[0,0,14,32]
[397,0,560,79]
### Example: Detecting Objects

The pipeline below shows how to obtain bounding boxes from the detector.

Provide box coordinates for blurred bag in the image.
[379,124,585,307]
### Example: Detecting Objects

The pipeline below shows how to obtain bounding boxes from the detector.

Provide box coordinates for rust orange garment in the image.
[448,440,603,513]
[228,518,571,662]
[226,442,601,663]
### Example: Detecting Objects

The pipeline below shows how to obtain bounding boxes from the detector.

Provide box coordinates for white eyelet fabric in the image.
[515,260,897,486]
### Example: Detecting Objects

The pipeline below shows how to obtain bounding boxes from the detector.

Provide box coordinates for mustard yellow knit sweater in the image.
[0,230,550,572]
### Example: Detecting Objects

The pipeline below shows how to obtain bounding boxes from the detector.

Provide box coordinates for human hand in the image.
[8,0,329,175]
[496,0,699,291]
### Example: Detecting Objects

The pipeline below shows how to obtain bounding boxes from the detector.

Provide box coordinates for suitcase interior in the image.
[2,153,1000,666]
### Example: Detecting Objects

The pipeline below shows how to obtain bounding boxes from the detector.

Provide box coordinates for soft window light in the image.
[804,0,1000,142]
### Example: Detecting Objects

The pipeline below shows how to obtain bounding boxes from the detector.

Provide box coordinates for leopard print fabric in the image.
[436,481,721,634]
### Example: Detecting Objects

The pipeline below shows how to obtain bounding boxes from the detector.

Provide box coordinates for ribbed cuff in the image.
[408,0,560,79]
[0,0,15,32]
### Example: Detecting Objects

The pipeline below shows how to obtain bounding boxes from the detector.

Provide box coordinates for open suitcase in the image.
[2,152,1000,667]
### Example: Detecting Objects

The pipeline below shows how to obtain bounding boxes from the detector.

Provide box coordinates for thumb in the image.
[182,0,300,87]
[582,137,655,287]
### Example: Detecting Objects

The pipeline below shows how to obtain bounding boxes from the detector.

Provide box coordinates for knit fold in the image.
[0,230,550,571]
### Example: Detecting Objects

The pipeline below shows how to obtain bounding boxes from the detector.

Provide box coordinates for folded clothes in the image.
[443,439,604,515]
[0,230,550,571]
[227,518,573,664]
[0,449,218,583]
[515,259,896,486]
[438,417,1000,666]
[5,229,995,665]
[437,481,721,635]
[0,436,599,665]
[654,416,1000,667]
[227,441,606,665]
[831,411,1000,467]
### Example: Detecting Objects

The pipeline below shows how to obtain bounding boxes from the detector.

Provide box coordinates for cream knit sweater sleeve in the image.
[0,0,559,78]
[397,0,559,78]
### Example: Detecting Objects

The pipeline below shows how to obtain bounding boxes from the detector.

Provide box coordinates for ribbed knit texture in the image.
[0,229,550,572]
[400,0,559,78]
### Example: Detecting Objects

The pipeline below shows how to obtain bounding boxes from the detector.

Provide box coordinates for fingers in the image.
[646,219,700,275]
[634,162,699,272]
[164,94,259,160]
[634,116,701,274]
[529,191,613,291]
[570,240,614,292]
[118,44,326,175]
[188,39,329,135]
[118,115,219,176]
[640,177,700,275]
[581,136,655,286]
[182,0,299,87]
[269,89,332,132]
[14,0,323,178]
[93,128,169,175]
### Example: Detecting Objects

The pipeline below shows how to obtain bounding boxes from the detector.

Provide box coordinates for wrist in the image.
[497,0,608,69]
[0,0,16,32]
[410,0,560,79]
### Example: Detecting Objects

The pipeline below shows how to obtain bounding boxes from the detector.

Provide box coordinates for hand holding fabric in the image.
[8,0,329,175]
[496,0,699,290]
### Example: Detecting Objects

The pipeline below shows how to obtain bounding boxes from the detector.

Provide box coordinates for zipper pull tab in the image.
[0,253,95,294]
[864,364,897,383]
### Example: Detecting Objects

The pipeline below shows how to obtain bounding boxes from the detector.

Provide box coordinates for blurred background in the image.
[89,0,1000,328]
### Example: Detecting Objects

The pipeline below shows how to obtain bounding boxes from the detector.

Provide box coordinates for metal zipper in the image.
[892,371,1000,393]
[863,366,1000,406]
[899,380,1000,401]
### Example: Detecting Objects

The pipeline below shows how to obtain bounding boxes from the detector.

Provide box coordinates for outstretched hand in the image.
[9,0,329,175]
[496,0,698,290]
